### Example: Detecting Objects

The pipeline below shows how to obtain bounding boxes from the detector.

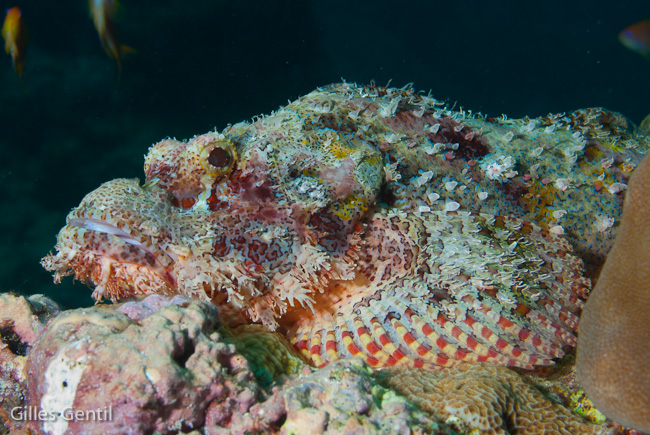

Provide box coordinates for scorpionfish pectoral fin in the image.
[285,210,590,370]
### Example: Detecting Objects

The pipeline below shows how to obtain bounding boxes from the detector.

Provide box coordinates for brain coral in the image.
[377,363,615,435]
[577,152,650,433]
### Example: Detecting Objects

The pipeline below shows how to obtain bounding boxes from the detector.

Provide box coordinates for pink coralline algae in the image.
[0,293,59,433]
[42,83,649,373]
[24,297,261,435]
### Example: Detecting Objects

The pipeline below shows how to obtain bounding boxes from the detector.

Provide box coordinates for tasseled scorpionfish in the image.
[43,83,649,370]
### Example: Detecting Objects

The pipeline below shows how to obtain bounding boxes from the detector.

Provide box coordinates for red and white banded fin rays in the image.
[286,210,589,370]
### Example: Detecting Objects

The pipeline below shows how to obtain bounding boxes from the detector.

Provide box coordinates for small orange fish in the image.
[619,19,650,59]
[89,0,131,72]
[2,7,27,83]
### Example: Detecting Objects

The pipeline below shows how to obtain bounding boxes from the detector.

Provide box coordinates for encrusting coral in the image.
[41,83,649,374]
[577,151,650,433]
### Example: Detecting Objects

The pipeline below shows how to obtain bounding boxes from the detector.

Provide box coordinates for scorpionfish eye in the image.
[200,139,236,177]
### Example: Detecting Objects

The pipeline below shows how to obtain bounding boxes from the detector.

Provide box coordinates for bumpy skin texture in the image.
[577,153,650,433]
[42,83,649,371]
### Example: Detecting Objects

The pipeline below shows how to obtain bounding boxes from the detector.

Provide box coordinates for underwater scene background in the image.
[1,0,649,309]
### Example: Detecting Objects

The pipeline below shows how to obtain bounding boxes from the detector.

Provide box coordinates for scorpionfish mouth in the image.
[42,178,179,301]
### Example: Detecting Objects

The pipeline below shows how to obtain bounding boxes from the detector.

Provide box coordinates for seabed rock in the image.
[0,292,635,435]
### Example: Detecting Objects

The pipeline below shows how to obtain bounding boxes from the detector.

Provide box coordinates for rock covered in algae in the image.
[204,359,444,435]
[41,83,649,374]
[24,296,261,435]
[14,294,441,435]
[0,293,59,434]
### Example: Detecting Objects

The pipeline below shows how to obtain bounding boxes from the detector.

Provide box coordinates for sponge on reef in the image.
[577,152,650,432]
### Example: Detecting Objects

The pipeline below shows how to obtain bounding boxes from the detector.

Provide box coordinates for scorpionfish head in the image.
[43,121,384,328]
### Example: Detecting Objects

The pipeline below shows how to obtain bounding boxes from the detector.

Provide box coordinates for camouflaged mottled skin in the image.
[43,83,649,370]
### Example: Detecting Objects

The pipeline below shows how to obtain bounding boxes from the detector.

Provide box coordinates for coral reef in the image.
[0,293,60,346]
[3,294,446,435]
[377,363,615,435]
[0,293,59,433]
[41,83,649,373]
[516,361,610,426]
[577,152,650,433]
[0,292,636,434]
[205,359,444,435]
[24,296,261,435]
[228,324,309,388]
[639,114,650,137]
